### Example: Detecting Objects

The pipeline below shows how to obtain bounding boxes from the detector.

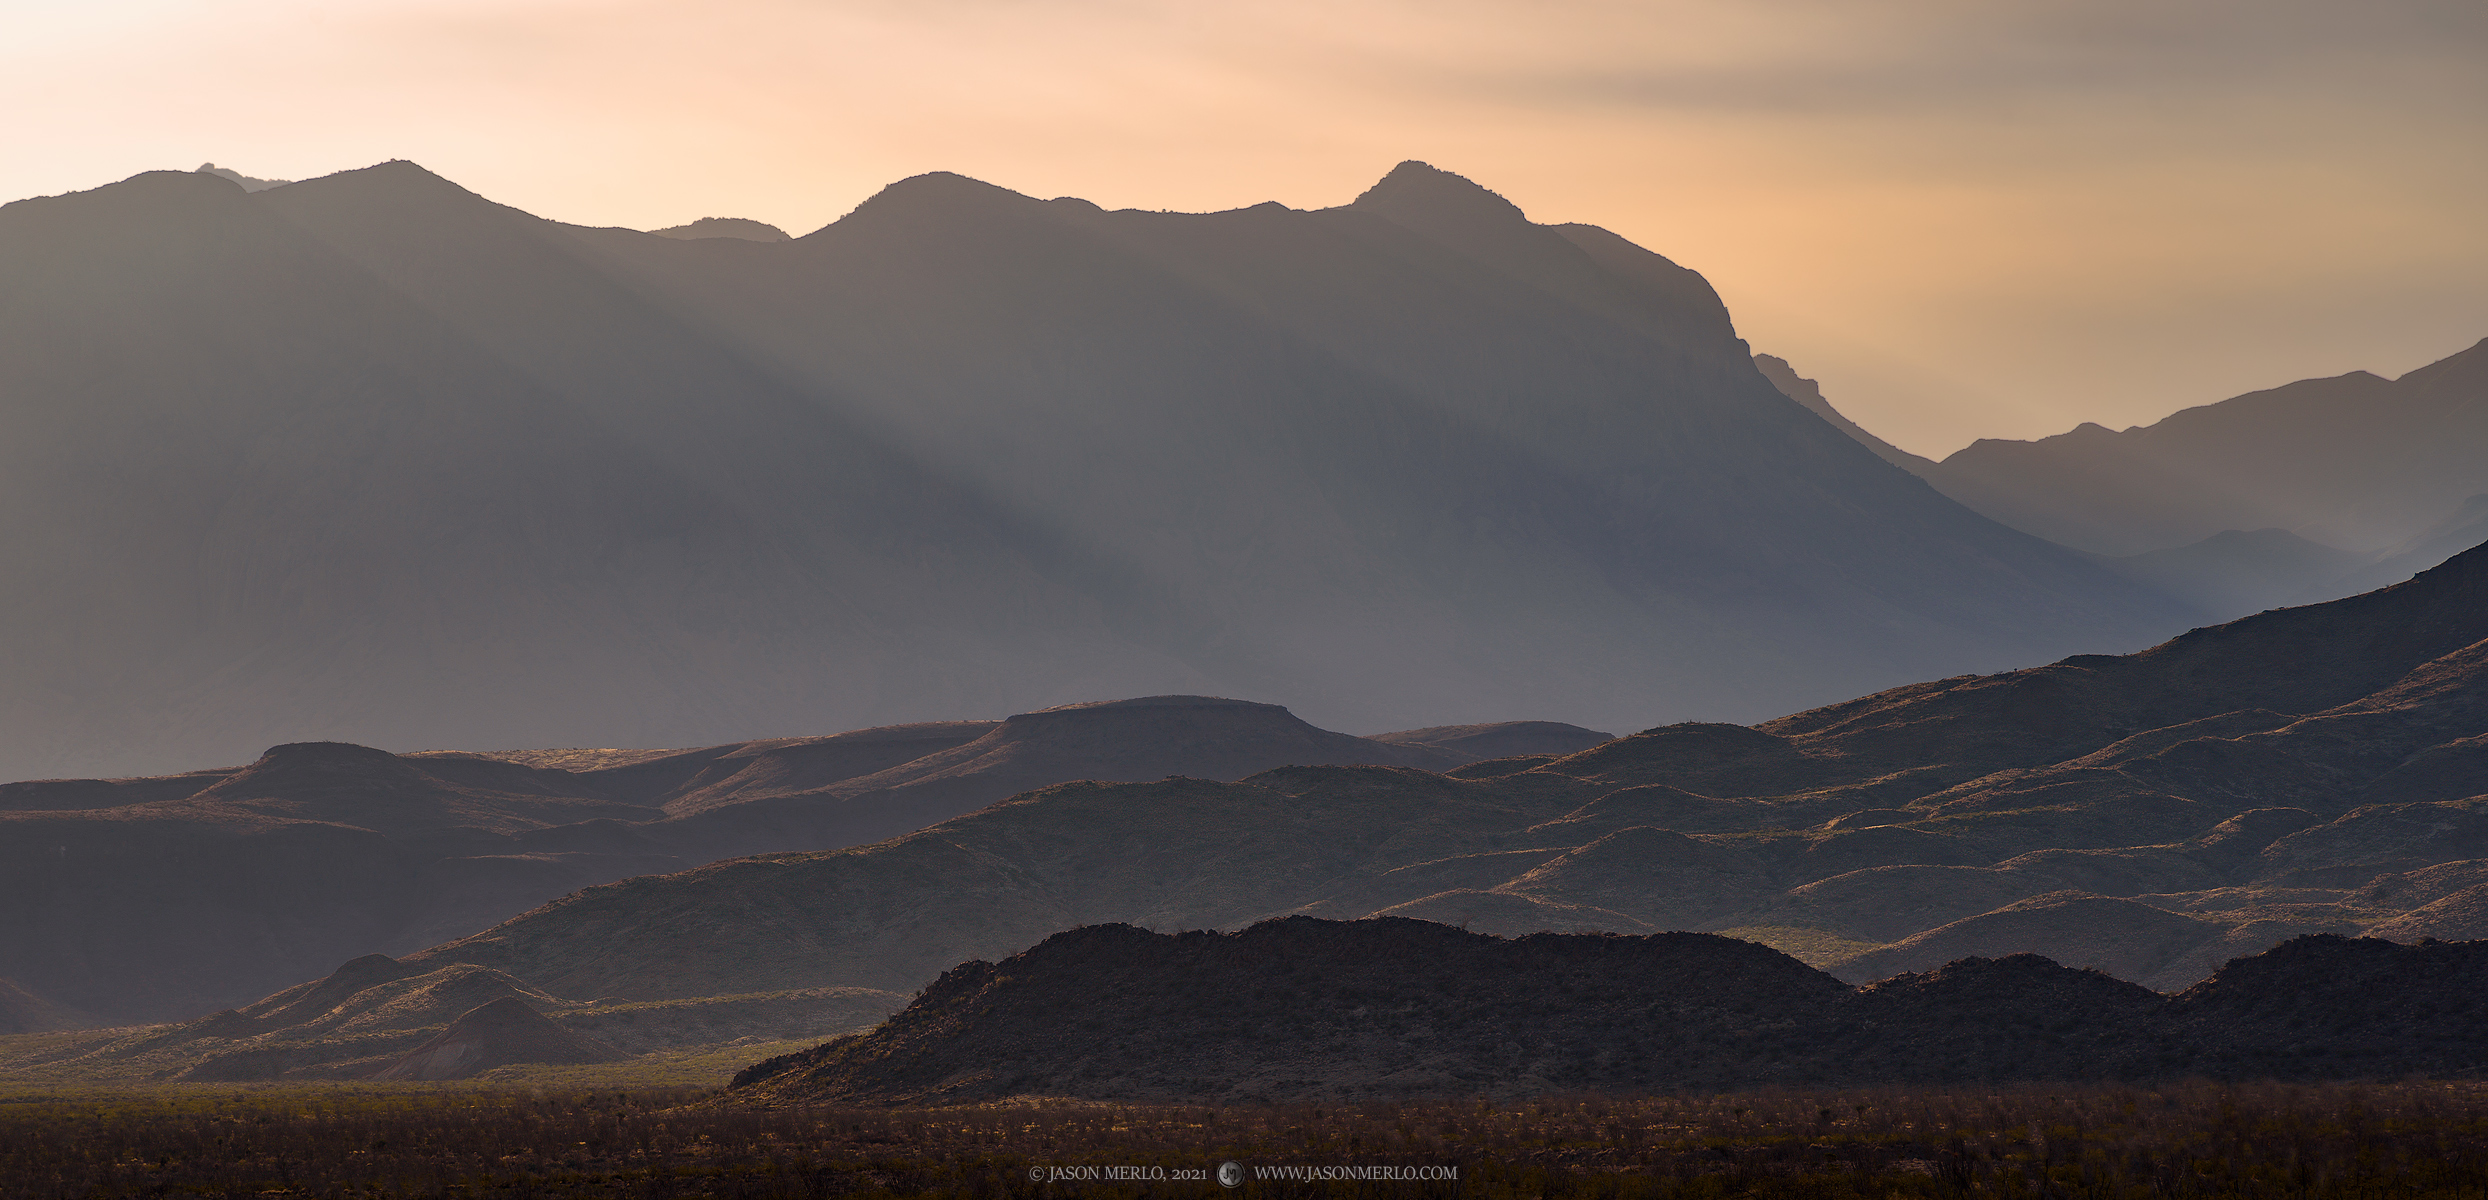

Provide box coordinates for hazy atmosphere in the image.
[8,2,2488,1192]
[9,0,2484,454]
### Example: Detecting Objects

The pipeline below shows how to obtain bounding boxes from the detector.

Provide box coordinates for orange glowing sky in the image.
[9,0,2484,455]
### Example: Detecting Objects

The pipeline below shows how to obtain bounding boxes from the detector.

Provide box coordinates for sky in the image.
[7,0,2483,456]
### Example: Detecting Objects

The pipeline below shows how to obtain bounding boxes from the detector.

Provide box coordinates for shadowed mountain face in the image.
[0,699,1530,1022]
[386,543,2488,1008]
[728,918,2488,1104]
[0,159,2187,780]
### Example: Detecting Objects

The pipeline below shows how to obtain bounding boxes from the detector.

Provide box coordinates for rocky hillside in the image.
[730,917,2488,1104]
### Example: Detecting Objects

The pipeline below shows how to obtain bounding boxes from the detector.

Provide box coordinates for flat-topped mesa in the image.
[1014,694,1287,717]
[825,696,1465,804]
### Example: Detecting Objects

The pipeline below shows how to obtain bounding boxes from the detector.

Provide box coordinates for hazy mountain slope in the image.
[0,168,1186,782]
[2323,493,2488,600]
[1,159,2186,779]
[1751,353,1938,475]
[562,160,2184,731]
[1921,338,2488,556]
[2096,529,2369,619]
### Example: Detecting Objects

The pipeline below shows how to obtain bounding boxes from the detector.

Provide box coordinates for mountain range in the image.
[0,158,2193,781]
[8,155,2488,1095]
[0,700,1593,1023]
[1760,340,2488,616]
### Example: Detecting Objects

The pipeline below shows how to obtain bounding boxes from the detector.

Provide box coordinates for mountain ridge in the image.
[0,157,2192,780]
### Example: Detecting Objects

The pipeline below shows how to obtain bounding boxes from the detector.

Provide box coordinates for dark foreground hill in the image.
[730,917,2488,1105]
[393,540,2488,1008]
[0,699,1548,1022]
[0,158,2188,781]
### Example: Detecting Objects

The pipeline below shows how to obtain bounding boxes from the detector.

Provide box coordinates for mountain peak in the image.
[1350,161,1528,225]
[838,170,1039,232]
[252,160,492,219]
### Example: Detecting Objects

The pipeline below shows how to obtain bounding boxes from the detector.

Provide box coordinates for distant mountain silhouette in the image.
[728,918,2488,1103]
[648,216,789,241]
[1757,341,2488,620]
[2087,528,2364,617]
[0,699,1525,1021]
[1916,338,2488,557]
[0,158,2190,780]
